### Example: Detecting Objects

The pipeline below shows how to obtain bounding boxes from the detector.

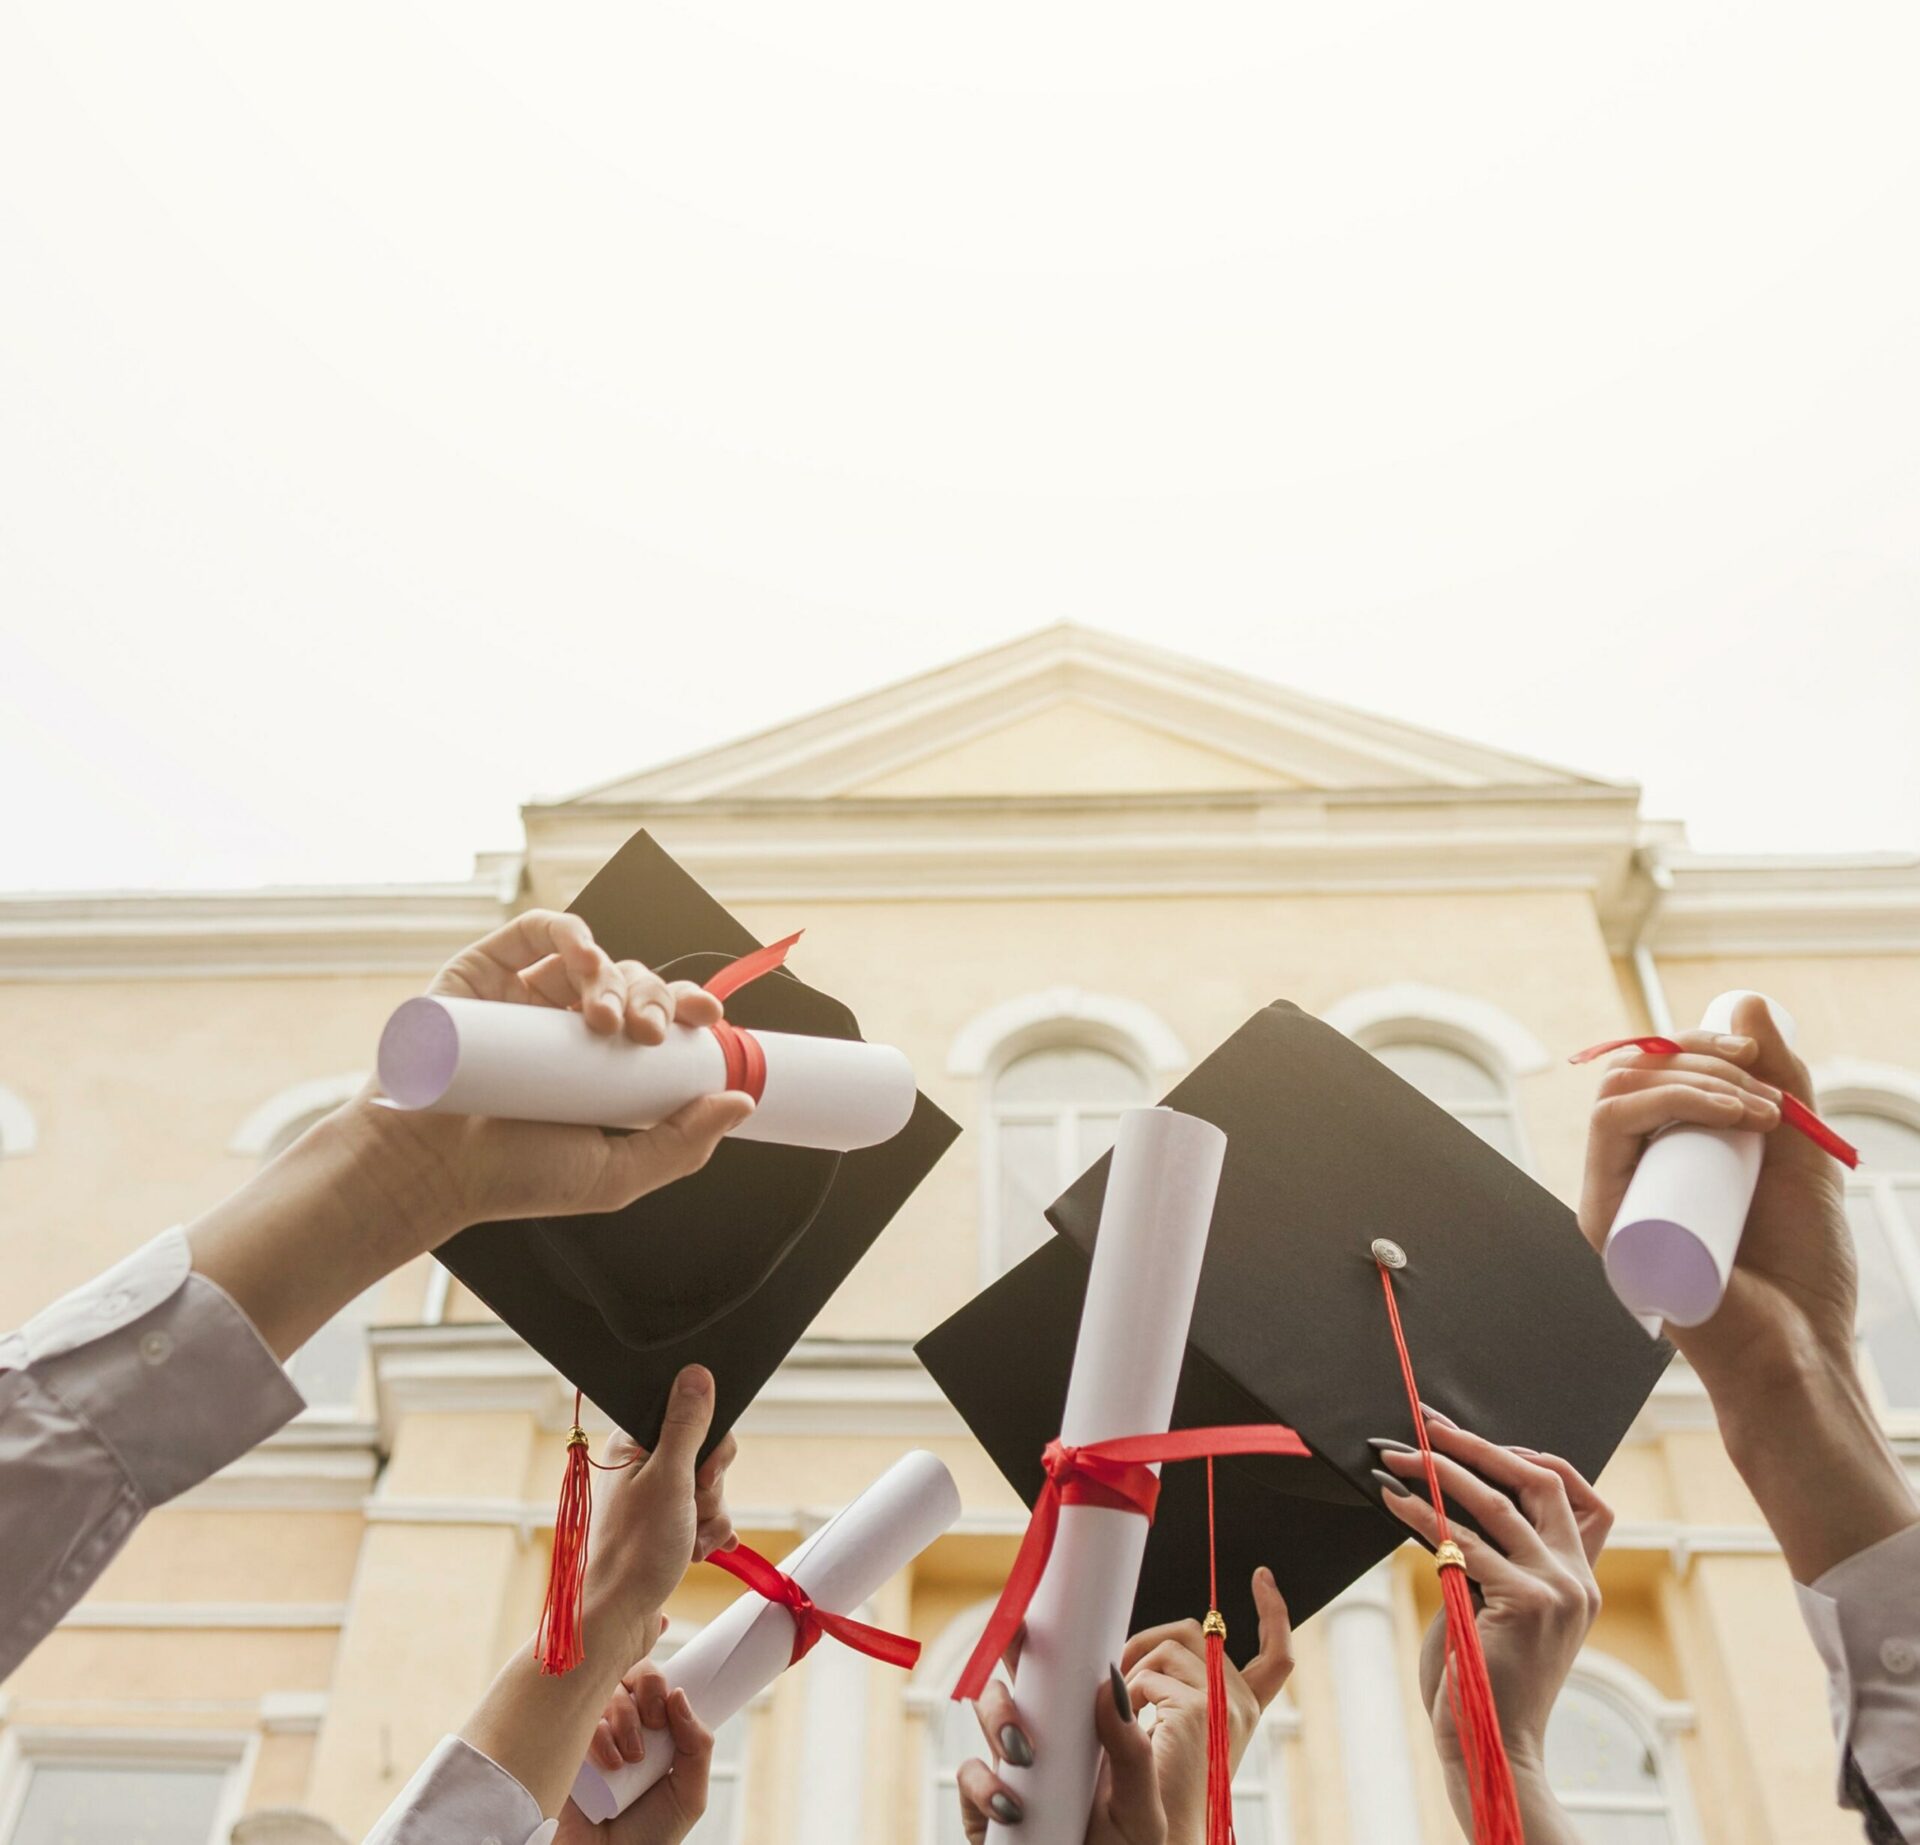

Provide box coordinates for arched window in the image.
[1545,1658,1698,1845]
[1321,984,1544,1170]
[988,1043,1151,1273]
[1369,1036,1526,1164]
[1825,1106,1920,1415]
[914,1603,1292,1843]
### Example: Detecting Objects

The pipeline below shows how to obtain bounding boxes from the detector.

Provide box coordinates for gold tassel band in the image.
[1434,1540,1466,1573]
[566,1426,589,1449]
[1203,1609,1227,1638]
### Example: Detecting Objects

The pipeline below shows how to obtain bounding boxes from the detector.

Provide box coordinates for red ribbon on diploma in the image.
[706,1542,922,1670]
[704,931,804,1103]
[1569,1036,1860,1169]
[951,1424,1310,1702]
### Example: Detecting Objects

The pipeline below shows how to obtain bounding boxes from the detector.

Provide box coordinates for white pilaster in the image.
[1326,1563,1422,1842]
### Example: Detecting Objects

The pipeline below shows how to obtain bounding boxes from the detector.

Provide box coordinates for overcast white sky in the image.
[2,4,1916,892]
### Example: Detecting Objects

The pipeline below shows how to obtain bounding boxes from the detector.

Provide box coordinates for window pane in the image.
[995,1046,1148,1106]
[1846,1191,1920,1411]
[1372,1040,1503,1102]
[1229,1791,1269,1845]
[1545,1687,1661,1795]
[12,1764,226,1845]
[997,1120,1062,1267]
[1563,1815,1674,1845]
[1827,1112,1920,1171]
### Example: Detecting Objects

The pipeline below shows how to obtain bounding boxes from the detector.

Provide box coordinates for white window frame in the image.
[228,1075,367,1159]
[1547,1652,1703,1845]
[0,1085,38,1158]
[1815,1066,1920,1435]
[0,1726,255,1845]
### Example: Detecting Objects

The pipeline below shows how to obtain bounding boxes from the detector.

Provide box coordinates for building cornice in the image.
[521,784,1649,925]
[1652,852,1920,957]
[0,873,515,982]
[367,1324,966,1452]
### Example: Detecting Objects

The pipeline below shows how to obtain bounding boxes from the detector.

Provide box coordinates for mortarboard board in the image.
[438,830,959,1460]
[916,999,1670,1669]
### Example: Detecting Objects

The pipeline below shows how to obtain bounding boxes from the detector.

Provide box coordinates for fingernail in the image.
[645,1001,670,1034]
[1367,1437,1417,1455]
[989,1791,1023,1823]
[1372,1467,1414,1497]
[1109,1663,1133,1722]
[999,1723,1034,1767]
[1419,1402,1456,1429]
[680,1365,713,1399]
[1715,1035,1753,1055]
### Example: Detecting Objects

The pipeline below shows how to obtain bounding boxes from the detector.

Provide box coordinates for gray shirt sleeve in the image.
[1796,1519,1920,1842]
[0,1227,306,1680]
[361,1736,558,1845]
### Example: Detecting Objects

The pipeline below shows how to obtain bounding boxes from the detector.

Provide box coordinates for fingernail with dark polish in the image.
[989,1791,1022,1823]
[1418,1402,1456,1428]
[1109,1664,1133,1722]
[999,1723,1034,1767]
[1368,1437,1417,1455]
[1372,1467,1414,1497]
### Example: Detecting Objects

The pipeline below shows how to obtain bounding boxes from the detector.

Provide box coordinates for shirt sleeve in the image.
[361,1737,559,1845]
[0,1227,306,1680]
[1795,1518,1920,1842]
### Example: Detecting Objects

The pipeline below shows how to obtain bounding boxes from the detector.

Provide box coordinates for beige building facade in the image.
[4,625,1919,1844]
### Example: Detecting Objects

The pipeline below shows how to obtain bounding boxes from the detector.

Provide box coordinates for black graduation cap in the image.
[916,1000,1669,1667]
[439,830,960,1459]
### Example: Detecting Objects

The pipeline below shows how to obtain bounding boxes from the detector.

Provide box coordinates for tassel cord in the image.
[1376,1264,1525,1845]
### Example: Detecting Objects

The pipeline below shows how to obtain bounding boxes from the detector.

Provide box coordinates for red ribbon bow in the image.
[951,1424,1309,1702]
[707,1542,922,1670]
[703,931,803,1103]
[1570,1036,1859,1169]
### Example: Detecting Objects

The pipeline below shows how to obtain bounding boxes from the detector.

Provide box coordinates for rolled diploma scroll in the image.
[989,1106,1228,1845]
[1604,990,1797,1329]
[569,1448,961,1822]
[377,994,916,1152]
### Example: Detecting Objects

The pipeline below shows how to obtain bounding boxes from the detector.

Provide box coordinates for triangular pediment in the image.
[555,625,1615,807]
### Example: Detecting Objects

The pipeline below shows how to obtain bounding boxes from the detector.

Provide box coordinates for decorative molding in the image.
[58,1604,346,1631]
[0,1085,38,1157]
[0,872,514,981]
[520,783,1649,919]
[368,1323,967,1449]
[229,1076,369,1157]
[176,1419,380,1511]
[1650,852,1920,956]
[947,987,1188,1077]
[1815,1059,1920,1128]
[1320,982,1553,1078]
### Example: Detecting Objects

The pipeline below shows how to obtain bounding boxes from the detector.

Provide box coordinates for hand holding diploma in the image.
[563,1661,716,1845]
[1577,993,1919,1586]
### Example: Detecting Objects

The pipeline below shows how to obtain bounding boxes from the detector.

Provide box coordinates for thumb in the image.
[651,1365,716,1480]
[1732,992,1811,1103]
[1093,1664,1165,1843]
[595,1092,755,1210]
[1239,1566,1295,1710]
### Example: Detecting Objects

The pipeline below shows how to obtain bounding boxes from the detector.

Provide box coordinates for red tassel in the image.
[535,1402,594,1675]
[1202,1456,1236,1845]
[1376,1262,1525,1845]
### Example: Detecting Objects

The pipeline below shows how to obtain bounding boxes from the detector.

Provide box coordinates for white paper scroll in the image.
[989,1106,1228,1845]
[1603,990,1797,1329]
[376,995,916,1152]
[568,1449,960,1823]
